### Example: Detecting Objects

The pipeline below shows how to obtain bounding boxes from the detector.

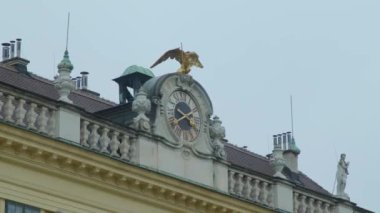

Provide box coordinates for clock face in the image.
[166,90,201,142]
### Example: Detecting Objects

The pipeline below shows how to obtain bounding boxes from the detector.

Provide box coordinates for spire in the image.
[54,13,74,103]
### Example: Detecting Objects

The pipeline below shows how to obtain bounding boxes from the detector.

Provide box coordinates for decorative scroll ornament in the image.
[176,74,194,92]
[131,90,151,131]
[55,50,75,103]
[270,139,286,179]
[209,116,226,160]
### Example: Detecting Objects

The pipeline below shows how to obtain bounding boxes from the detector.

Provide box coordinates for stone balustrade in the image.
[294,190,335,213]
[0,91,56,136]
[228,169,273,207]
[80,118,135,162]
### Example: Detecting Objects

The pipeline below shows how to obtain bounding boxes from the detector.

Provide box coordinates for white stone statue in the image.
[131,90,151,132]
[335,153,350,200]
[209,116,227,160]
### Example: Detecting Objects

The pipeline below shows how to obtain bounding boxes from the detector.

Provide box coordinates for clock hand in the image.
[177,109,196,127]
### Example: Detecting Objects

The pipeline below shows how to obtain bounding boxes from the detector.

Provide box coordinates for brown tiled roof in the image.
[225,143,331,196]
[0,66,116,113]
[225,143,273,176]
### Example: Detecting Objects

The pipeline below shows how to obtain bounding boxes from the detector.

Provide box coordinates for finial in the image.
[54,13,75,103]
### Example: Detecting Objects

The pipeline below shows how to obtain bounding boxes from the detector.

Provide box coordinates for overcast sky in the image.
[1,0,378,211]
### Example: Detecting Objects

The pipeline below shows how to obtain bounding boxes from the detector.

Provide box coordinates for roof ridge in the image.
[73,89,116,106]
[225,143,269,162]
[28,71,116,106]
[298,171,331,195]
[29,72,54,84]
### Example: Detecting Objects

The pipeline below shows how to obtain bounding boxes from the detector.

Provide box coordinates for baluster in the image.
[250,179,260,201]
[266,184,273,207]
[328,204,334,213]
[315,200,322,213]
[119,134,130,160]
[129,137,136,161]
[109,131,120,157]
[4,95,15,122]
[14,99,26,126]
[88,123,100,150]
[298,195,306,213]
[80,120,90,147]
[47,110,56,136]
[0,92,4,119]
[257,181,265,203]
[307,198,315,213]
[228,170,236,194]
[322,203,330,213]
[261,182,269,205]
[243,176,252,199]
[26,103,38,129]
[294,192,300,213]
[99,127,110,153]
[235,173,244,196]
[37,106,48,133]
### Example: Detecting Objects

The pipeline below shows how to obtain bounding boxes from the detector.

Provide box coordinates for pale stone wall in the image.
[56,107,80,143]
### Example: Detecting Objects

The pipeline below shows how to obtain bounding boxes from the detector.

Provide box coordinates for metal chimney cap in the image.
[10,40,15,43]
[16,38,22,41]
[80,71,89,75]
[2,43,10,46]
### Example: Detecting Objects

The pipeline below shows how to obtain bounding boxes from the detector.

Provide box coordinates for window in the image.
[5,201,39,213]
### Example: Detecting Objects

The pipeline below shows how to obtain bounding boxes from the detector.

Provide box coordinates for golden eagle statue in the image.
[150,48,203,74]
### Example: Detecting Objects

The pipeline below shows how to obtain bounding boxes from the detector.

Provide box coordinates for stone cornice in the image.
[0,123,273,213]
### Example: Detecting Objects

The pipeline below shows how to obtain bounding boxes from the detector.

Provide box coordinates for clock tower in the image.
[124,72,229,192]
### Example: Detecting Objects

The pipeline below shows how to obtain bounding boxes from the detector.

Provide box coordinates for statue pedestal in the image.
[335,201,353,213]
[335,193,350,201]
[272,180,293,212]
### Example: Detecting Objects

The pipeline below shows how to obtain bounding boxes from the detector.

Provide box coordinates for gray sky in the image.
[1,0,378,211]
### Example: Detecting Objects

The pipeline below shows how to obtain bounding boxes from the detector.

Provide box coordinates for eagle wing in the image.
[150,48,183,68]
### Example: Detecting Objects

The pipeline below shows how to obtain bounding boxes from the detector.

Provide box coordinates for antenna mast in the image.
[290,95,294,137]
[66,12,70,51]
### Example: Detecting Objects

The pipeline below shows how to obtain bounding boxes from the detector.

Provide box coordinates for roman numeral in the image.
[168,116,176,127]
[183,130,190,141]
[172,91,187,103]
[167,108,174,117]
[194,116,201,126]
[174,126,182,138]
[190,128,197,139]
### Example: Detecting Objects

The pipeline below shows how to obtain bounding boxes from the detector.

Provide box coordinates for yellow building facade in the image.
[0,40,373,213]
[0,123,271,213]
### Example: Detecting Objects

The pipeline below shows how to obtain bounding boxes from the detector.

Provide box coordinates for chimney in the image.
[272,131,300,173]
[10,41,15,58]
[1,38,29,73]
[16,38,21,57]
[2,43,10,61]
[72,77,77,88]
[80,71,89,89]
[76,76,81,89]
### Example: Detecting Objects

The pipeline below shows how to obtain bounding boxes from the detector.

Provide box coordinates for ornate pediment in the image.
[140,73,226,161]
